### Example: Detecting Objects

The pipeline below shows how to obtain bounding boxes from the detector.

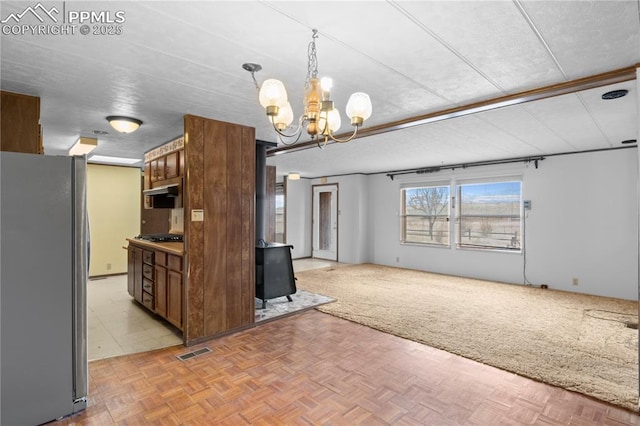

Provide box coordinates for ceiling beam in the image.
[268,65,638,157]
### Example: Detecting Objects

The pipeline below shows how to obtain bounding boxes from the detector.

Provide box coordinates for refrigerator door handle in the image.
[72,155,88,406]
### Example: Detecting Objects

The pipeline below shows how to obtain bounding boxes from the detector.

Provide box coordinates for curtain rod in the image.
[386,156,546,180]
[385,145,636,180]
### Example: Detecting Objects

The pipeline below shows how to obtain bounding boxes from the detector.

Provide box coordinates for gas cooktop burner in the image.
[135,233,183,243]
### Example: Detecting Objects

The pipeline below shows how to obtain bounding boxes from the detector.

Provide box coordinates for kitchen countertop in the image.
[126,238,184,256]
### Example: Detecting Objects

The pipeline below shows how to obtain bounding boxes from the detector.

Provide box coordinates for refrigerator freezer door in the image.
[1,152,87,425]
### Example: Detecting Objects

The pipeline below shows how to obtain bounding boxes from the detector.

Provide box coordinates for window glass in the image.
[456,181,521,250]
[275,185,285,243]
[401,186,450,246]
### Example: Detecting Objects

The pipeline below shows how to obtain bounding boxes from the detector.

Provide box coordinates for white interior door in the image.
[312,184,338,261]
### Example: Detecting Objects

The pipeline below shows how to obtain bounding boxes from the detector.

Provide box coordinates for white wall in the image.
[285,177,312,258]
[524,151,637,299]
[87,164,141,276]
[368,149,638,300]
[309,175,370,264]
[285,148,638,300]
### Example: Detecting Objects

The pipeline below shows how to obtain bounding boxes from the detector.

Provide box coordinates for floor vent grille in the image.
[176,347,212,361]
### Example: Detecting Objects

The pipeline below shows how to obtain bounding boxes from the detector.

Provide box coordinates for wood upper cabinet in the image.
[1,91,42,154]
[165,151,180,179]
[150,157,166,183]
[144,165,151,191]
[146,149,183,185]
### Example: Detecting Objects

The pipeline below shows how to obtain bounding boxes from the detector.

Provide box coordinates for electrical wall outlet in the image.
[572,277,579,286]
[106,263,112,270]
[396,257,400,263]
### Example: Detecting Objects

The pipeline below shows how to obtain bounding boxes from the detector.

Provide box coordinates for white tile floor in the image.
[87,275,182,361]
[87,258,343,361]
[292,257,341,272]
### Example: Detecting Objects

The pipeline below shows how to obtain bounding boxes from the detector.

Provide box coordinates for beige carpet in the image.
[295,263,639,411]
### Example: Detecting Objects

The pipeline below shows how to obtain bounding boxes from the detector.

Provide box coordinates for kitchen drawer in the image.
[142,264,154,280]
[156,251,167,266]
[142,278,154,295]
[143,250,154,265]
[168,254,182,271]
[142,291,154,310]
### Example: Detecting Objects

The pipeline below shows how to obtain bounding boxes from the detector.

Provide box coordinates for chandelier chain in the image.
[249,71,260,91]
[306,29,319,87]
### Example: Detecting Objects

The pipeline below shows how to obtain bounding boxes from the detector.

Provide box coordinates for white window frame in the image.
[400,183,451,247]
[455,178,523,252]
[398,175,524,253]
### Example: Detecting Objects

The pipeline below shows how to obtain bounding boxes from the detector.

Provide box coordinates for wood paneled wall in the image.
[1,91,42,154]
[266,165,276,242]
[140,176,171,234]
[183,115,255,344]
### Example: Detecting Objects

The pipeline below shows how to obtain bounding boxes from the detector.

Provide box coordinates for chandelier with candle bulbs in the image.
[243,29,372,147]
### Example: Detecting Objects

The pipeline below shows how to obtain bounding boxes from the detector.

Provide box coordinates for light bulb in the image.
[319,108,341,134]
[274,101,294,130]
[346,92,372,125]
[320,77,333,91]
[259,79,288,109]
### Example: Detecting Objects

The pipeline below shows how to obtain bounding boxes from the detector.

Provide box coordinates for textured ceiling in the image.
[0,1,638,177]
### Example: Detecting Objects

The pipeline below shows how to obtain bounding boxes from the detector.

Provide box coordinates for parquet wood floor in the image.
[53,310,639,425]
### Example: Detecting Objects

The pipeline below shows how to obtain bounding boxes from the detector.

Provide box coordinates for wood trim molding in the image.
[268,65,638,156]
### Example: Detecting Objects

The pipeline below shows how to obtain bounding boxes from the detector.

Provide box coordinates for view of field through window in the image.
[401,180,522,251]
[402,186,451,245]
[457,181,522,250]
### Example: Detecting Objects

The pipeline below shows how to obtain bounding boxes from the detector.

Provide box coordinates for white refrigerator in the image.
[1,152,88,425]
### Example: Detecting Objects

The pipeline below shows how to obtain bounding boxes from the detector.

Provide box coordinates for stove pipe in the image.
[256,143,266,244]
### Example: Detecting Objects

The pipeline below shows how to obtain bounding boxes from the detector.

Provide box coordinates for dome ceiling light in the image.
[106,116,143,133]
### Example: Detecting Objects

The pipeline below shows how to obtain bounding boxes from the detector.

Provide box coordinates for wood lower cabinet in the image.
[142,250,154,309]
[153,252,182,330]
[127,241,183,331]
[167,268,182,328]
[127,245,143,303]
[155,267,167,318]
[154,250,167,318]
